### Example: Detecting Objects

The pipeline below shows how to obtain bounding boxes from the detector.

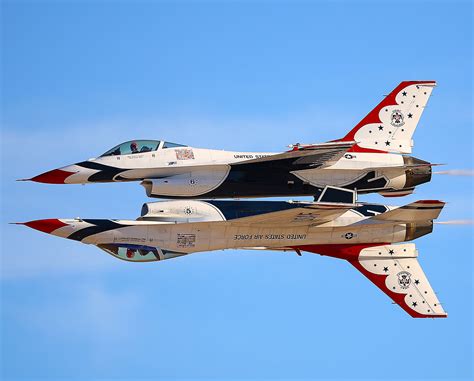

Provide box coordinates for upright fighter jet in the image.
[18,187,447,318]
[25,81,436,199]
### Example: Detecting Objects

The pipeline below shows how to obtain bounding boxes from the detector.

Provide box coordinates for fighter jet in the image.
[25,81,436,199]
[17,187,447,318]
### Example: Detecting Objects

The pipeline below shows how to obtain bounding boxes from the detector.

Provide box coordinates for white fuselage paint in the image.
[53,204,407,258]
[63,146,408,195]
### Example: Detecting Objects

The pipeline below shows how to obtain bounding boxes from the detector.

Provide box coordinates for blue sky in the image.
[1,1,473,380]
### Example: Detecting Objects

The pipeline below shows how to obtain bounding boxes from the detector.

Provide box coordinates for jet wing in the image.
[350,243,447,318]
[232,141,355,170]
[229,202,355,227]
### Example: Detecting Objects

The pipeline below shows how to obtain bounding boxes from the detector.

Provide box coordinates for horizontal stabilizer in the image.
[371,200,445,222]
[353,162,441,172]
[378,188,414,198]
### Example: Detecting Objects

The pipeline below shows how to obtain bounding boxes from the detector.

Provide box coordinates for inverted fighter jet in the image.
[18,187,447,318]
[25,81,436,199]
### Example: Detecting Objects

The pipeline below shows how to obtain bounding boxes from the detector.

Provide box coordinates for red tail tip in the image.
[30,169,75,184]
[20,219,68,234]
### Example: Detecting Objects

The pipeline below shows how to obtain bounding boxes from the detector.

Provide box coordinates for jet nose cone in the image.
[29,169,76,184]
[17,219,69,234]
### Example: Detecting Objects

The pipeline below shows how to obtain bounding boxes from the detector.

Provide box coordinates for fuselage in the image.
[26,81,437,198]
[27,199,434,262]
[29,140,431,198]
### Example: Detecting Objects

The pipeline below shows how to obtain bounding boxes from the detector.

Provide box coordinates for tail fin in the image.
[293,243,447,318]
[339,81,436,154]
[351,243,447,318]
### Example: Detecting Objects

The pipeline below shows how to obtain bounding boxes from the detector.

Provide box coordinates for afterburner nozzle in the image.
[403,156,432,188]
[405,222,434,241]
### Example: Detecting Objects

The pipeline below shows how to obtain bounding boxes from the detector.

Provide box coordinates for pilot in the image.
[130,141,139,154]
[126,248,135,259]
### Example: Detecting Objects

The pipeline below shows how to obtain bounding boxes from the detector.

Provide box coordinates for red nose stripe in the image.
[23,219,68,234]
[30,169,75,184]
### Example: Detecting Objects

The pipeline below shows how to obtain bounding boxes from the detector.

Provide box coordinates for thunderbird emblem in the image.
[391,109,405,127]
[397,271,412,289]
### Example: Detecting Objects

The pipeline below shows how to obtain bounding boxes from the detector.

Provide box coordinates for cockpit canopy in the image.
[100,140,187,157]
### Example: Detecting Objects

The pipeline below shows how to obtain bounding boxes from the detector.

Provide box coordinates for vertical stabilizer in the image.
[339,81,436,154]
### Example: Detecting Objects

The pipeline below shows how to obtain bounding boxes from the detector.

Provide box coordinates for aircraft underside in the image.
[144,169,399,198]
